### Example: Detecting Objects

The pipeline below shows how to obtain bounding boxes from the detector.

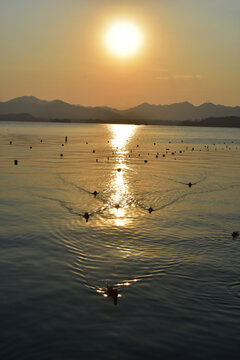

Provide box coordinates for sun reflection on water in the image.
[110,124,136,150]
[109,124,136,227]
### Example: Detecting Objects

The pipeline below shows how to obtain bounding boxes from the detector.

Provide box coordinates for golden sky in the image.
[0,0,239,108]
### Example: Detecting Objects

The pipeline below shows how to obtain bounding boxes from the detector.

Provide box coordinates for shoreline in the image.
[0,115,240,128]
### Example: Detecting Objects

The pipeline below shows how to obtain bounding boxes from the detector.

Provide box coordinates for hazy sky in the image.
[0,0,239,108]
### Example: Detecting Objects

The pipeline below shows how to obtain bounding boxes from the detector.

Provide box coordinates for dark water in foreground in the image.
[0,122,240,359]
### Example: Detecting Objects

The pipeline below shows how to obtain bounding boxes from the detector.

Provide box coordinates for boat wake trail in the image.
[167,175,208,187]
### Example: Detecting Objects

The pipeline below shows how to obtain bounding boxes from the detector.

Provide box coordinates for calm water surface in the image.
[0,122,240,359]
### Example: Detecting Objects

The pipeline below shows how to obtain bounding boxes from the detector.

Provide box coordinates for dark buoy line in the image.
[8,132,238,231]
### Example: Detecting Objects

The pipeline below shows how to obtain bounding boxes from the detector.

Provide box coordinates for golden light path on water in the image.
[96,125,138,302]
[109,124,136,227]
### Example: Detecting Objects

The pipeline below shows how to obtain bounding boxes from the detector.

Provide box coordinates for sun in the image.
[105,20,143,58]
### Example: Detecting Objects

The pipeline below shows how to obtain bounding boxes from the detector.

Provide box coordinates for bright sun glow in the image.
[105,21,143,58]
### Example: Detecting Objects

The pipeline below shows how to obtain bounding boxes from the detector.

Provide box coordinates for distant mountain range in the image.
[0,96,240,127]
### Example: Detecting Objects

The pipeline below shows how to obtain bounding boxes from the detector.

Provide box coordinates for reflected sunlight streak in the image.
[109,124,136,227]
[110,124,136,150]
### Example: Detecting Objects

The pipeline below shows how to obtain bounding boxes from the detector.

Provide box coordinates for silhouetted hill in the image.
[0,96,240,123]
[122,102,240,121]
[0,96,124,121]
[0,113,37,121]
[181,116,240,128]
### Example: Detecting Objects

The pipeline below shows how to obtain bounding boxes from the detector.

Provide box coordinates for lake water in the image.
[0,122,240,359]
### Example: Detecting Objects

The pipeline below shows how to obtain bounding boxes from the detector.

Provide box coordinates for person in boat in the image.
[83,212,90,222]
[106,286,118,305]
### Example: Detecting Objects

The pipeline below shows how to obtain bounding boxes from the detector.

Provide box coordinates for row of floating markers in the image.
[12,150,236,166]
[12,135,68,165]
[10,136,239,240]
[10,135,238,167]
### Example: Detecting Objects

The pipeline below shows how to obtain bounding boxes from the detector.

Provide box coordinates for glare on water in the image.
[0,122,240,359]
[109,124,136,227]
[110,124,136,150]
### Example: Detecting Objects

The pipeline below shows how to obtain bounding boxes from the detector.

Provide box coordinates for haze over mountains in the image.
[0,96,240,125]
